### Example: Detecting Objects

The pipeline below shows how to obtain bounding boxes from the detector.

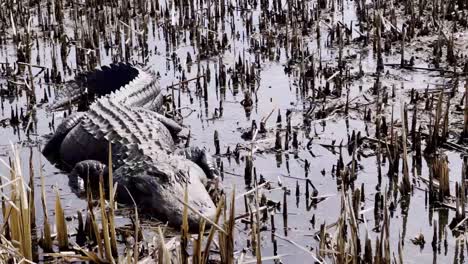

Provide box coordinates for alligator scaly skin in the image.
[44,64,217,230]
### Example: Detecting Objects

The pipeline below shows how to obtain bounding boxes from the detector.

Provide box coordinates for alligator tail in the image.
[48,63,140,111]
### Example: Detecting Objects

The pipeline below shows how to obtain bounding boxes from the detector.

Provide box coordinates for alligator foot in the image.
[178,146,223,201]
[206,176,223,204]
[70,160,108,189]
[178,146,218,179]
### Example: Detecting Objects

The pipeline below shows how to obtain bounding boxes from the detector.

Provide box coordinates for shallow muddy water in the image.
[1,0,468,263]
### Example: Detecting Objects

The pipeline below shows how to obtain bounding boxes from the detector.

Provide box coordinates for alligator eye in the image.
[147,169,169,183]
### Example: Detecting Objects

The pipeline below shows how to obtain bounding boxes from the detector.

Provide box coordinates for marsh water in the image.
[1,0,468,262]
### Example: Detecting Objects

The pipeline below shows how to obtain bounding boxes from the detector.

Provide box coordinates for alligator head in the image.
[111,155,218,231]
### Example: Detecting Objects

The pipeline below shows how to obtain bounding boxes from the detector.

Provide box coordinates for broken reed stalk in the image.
[157,227,171,263]
[202,198,225,263]
[107,142,118,257]
[219,187,236,264]
[87,188,104,258]
[432,154,450,200]
[133,198,140,263]
[425,92,444,154]
[181,184,189,264]
[462,79,468,140]
[254,175,262,263]
[39,156,52,252]
[460,158,467,220]
[348,193,360,263]
[98,172,115,262]
[28,149,36,234]
[54,187,68,250]
[193,220,206,264]
[214,130,220,155]
[400,102,411,194]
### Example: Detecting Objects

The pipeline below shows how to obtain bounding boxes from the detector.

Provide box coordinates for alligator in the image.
[43,63,220,230]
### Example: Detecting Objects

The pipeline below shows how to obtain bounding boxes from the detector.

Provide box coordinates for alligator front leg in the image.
[177,146,217,179]
[143,92,165,112]
[136,107,183,136]
[177,146,222,202]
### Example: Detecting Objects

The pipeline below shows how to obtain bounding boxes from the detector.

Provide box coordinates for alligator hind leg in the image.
[42,112,86,157]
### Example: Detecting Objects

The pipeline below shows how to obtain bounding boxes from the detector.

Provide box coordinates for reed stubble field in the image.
[1,0,468,263]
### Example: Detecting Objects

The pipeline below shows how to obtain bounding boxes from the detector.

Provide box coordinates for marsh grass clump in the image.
[0,146,33,261]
